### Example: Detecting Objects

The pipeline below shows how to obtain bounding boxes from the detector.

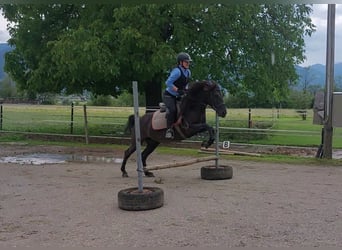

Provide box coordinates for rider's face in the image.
[181,60,190,69]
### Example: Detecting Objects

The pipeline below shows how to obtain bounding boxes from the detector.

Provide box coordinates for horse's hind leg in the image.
[142,139,160,177]
[120,144,136,177]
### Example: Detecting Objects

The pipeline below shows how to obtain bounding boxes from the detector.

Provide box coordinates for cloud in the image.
[301,4,341,66]
[0,30,10,43]
[0,11,10,43]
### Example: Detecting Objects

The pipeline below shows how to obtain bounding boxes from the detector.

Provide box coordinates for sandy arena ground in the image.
[0,143,342,247]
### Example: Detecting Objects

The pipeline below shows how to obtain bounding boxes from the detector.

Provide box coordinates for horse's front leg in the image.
[201,125,215,148]
[189,123,215,148]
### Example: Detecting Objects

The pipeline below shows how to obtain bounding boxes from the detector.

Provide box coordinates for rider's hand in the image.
[177,89,185,96]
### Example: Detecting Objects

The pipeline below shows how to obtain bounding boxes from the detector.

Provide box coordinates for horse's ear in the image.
[204,80,215,91]
[203,84,210,91]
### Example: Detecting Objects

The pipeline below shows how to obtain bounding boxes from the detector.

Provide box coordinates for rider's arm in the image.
[165,68,181,92]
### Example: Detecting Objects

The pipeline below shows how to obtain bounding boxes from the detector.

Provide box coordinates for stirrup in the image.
[165,128,174,139]
[159,102,166,112]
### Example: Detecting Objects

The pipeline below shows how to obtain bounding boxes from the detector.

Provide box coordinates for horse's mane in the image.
[187,80,217,94]
[179,80,217,113]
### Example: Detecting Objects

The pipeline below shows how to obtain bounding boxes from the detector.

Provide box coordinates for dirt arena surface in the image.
[1,143,342,247]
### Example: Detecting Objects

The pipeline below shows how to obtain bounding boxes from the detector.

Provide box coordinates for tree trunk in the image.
[144,76,163,113]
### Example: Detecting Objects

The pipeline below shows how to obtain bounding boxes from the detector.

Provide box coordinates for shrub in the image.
[89,95,114,106]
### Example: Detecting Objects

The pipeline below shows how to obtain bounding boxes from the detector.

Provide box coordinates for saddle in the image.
[151,102,183,131]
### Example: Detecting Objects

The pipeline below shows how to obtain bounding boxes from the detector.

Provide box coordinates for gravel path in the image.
[0,144,342,247]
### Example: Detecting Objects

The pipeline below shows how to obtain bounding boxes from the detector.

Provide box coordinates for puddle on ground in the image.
[332,151,342,159]
[1,151,341,166]
[0,153,123,165]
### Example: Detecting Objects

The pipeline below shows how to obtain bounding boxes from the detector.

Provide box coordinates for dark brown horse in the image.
[120,80,227,177]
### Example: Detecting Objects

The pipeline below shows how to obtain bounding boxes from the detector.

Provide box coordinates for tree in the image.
[0,4,315,108]
[1,4,82,98]
[334,76,342,91]
[0,75,17,98]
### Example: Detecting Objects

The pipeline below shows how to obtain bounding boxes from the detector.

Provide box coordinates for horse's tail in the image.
[124,115,135,135]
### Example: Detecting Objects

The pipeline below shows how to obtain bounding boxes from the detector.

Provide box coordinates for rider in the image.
[163,52,192,139]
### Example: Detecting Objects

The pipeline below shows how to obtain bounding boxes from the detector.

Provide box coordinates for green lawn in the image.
[1,104,341,148]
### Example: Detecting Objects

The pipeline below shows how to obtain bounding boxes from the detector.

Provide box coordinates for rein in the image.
[183,81,219,109]
[215,103,226,111]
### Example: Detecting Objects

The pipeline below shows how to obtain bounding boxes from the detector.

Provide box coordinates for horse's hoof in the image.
[122,172,129,178]
[206,140,215,148]
[201,141,211,149]
[144,171,155,177]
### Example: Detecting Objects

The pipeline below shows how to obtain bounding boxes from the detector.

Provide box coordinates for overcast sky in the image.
[0,4,341,66]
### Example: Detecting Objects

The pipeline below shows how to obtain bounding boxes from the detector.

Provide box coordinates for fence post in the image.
[0,105,2,130]
[70,102,74,134]
[83,105,89,144]
[248,108,252,128]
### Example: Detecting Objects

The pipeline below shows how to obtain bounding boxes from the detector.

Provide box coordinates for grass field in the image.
[1,104,341,148]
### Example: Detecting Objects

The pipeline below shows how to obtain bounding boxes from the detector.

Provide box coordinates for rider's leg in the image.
[162,93,176,138]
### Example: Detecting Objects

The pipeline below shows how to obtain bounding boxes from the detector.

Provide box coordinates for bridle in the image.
[184,81,224,110]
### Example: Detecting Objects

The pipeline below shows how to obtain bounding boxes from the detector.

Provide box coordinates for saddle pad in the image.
[152,110,167,130]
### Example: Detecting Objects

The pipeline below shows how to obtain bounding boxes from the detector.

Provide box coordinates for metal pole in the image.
[215,112,219,168]
[0,105,3,130]
[132,81,144,192]
[323,4,335,159]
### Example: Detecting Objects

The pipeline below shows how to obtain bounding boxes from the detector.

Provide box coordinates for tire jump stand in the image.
[118,81,164,211]
[200,113,233,180]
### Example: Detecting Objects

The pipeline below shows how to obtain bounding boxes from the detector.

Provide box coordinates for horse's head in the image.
[187,80,227,118]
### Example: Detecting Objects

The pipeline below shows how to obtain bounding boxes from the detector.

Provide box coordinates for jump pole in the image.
[145,155,218,171]
[132,81,144,192]
[215,112,219,167]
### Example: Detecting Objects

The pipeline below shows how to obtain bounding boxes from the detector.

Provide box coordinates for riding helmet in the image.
[177,52,192,63]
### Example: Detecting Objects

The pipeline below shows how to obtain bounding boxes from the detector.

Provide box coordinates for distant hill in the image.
[295,63,342,88]
[0,43,13,79]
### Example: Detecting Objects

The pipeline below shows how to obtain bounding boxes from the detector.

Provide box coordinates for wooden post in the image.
[145,156,218,171]
[248,108,252,128]
[70,102,74,134]
[83,105,89,144]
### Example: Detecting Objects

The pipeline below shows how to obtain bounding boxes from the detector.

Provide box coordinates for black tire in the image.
[201,165,233,180]
[118,187,164,211]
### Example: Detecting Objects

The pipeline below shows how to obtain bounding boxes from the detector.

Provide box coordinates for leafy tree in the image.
[1,4,82,98]
[0,75,17,98]
[335,76,342,91]
[0,4,315,108]
[284,89,313,109]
